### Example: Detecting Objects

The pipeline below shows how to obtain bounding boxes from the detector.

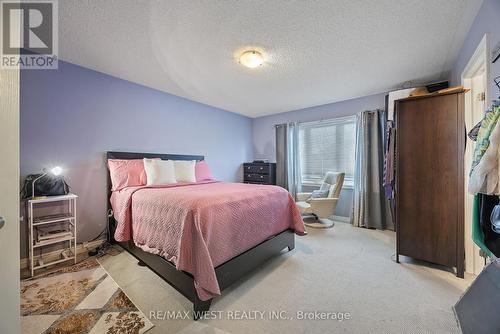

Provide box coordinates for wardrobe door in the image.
[396,93,463,270]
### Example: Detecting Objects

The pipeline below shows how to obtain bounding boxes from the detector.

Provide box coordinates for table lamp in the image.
[32,166,63,199]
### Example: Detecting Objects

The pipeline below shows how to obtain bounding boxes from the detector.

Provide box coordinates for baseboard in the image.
[333,215,350,223]
[20,239,105,270]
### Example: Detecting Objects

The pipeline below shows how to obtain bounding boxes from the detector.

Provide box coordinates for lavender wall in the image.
[252,93,387,218]
[451,0,500,97]
[20,61,252,258]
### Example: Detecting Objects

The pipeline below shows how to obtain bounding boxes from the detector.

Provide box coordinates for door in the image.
[462,33,490,276]
[0,68,20,333]
[464,71,487,275]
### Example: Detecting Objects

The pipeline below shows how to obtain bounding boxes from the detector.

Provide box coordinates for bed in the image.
[106,151,305,319]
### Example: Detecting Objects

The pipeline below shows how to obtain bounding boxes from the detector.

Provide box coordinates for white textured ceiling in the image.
[59,0,482,118]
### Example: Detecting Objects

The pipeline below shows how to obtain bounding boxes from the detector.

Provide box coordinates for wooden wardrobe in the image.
[395,91,465,278]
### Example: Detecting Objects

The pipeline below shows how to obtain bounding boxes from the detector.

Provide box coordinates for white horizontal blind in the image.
[299,116,356,184]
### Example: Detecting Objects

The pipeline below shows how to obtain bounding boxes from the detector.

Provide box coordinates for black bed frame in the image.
[106,151,295,319]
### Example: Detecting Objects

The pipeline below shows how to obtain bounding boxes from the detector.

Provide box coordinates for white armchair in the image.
[296,172,345,225]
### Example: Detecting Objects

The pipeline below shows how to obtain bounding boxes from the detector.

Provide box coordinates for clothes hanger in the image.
[493,76,500,106]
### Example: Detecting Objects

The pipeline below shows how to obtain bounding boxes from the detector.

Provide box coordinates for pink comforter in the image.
[110,181,305,300]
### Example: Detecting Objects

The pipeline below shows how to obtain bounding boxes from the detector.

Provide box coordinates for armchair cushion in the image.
[306,189,329,203]
[296,192,312,202]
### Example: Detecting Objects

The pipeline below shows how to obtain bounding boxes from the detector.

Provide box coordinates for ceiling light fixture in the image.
[239,50,264,69]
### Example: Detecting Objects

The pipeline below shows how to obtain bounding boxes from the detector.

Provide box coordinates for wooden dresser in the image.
[395,91,465,278]
[243,162,276,185]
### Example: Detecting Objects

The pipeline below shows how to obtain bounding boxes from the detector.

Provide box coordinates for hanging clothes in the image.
[469,105,500,195]
[474,194,500,257]
[383,120,395,199]
[473,195,495,258]
[469,102,500,258]
[467,101,500,141]
[468,121,482,141]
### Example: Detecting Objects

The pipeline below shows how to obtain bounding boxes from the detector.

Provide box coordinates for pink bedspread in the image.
[110,181,305,300]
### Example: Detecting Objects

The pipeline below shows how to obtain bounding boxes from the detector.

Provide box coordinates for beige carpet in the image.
[99,222,473,334]
[21,258,154,334]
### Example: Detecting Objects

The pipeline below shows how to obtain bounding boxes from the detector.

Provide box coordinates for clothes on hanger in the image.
[469,101,500,141]
[474,194,500,258]
[469,105,500,194]
[468,121,482,141]
[383,120,395,199]
[468,106,497,141]
[468,80,500,257]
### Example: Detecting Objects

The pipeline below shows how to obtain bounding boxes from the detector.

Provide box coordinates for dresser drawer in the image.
[243,164,270,174]
[244,173,269,183]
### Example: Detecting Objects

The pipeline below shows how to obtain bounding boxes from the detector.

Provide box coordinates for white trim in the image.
[333,215,350,223]
[20,239,105,270]
[461,33,491,104]
[461,33,490,276]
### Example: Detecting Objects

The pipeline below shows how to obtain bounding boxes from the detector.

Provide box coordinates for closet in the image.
[395,91,465,278]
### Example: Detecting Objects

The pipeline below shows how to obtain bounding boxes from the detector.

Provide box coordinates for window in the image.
[298,116,356,186]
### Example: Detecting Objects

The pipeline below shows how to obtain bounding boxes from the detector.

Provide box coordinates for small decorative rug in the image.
[21,258,154,334]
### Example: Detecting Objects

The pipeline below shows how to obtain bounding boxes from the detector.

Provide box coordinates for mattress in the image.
[110,181,305,300]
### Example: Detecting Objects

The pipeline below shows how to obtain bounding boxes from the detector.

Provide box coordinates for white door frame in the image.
[462,33,491,104]
[0,67,20,333]
[462,33,490,275]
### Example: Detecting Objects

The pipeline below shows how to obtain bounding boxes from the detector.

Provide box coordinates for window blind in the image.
[298,116,356,185]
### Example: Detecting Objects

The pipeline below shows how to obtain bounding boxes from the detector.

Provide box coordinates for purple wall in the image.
[451,0,500,98]
[251,93,387,218]
[20,61,252,258]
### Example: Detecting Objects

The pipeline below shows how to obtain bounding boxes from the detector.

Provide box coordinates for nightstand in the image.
[243,162,276,185]
[27,194,77,277]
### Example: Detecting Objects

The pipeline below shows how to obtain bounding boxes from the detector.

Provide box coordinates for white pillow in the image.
[143,159,177,185]
[174,160,196,183]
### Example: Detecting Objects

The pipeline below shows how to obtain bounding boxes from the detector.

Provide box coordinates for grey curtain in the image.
[351,110,394,230]
[276,122,301,199]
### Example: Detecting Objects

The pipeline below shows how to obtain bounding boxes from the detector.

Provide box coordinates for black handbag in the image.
[21,174,70,199]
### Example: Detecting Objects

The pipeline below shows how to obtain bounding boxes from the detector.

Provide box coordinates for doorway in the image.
[462,33,491,276]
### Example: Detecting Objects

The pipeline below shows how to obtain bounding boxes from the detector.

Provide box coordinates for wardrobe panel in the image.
[396,92,464,276]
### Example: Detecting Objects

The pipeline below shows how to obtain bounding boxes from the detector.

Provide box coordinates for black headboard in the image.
[105,151,204,243]
[106,151,204,161]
